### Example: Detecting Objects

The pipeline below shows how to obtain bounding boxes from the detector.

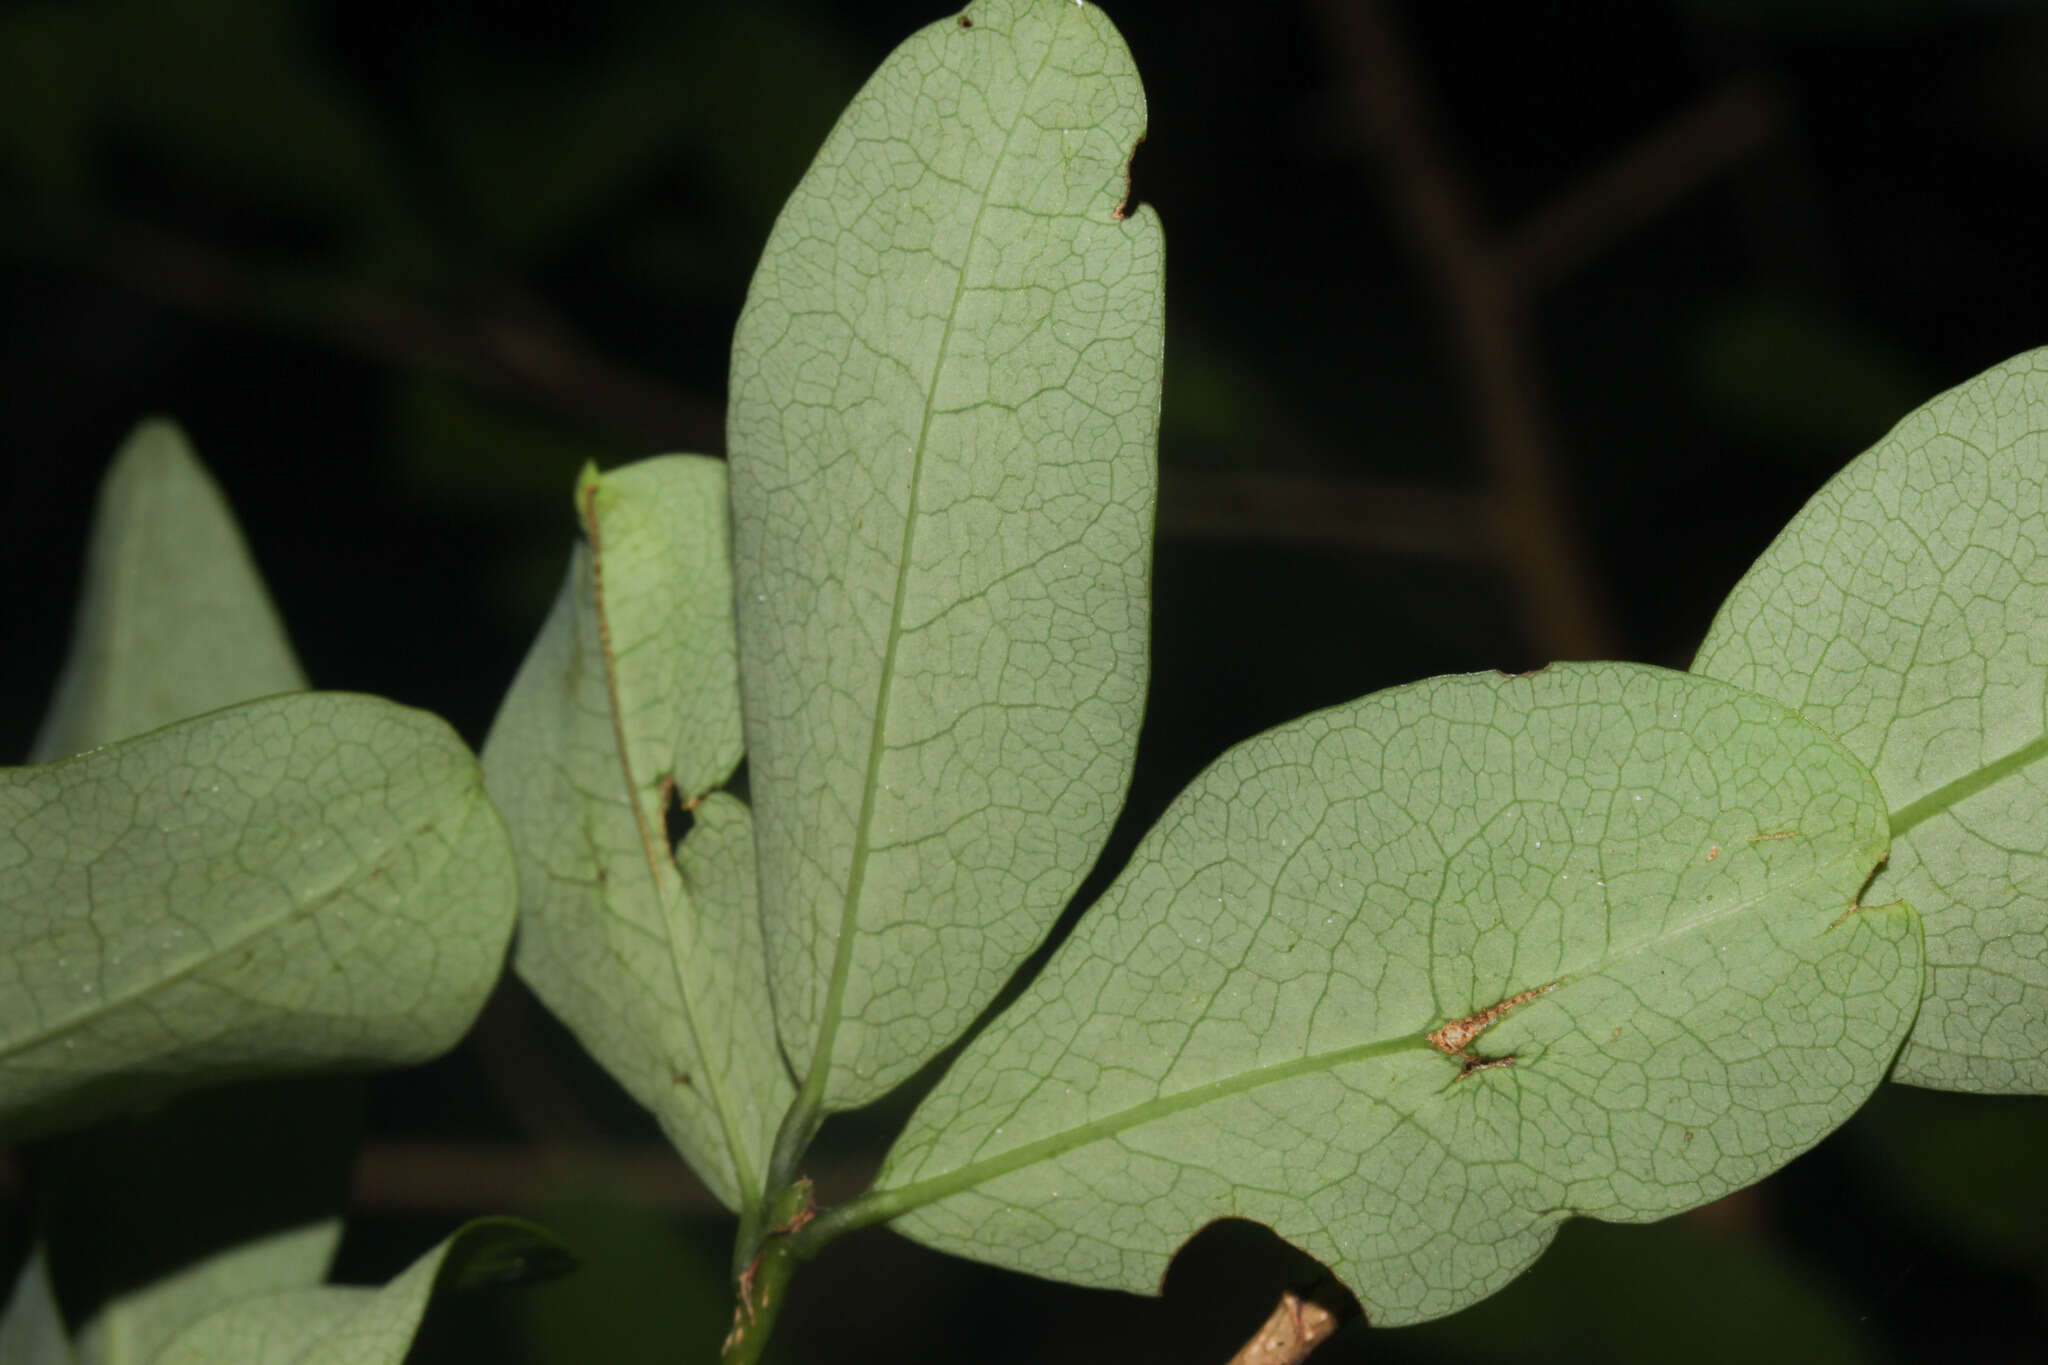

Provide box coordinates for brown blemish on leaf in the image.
[1454,1054,1515,1082]
[1707,845,1721,861]
[583,481,671,888]
[957,13,972,26]
[1747,830,1796,843]
[1829,897,1903,930]
[1428,981,1557,1055]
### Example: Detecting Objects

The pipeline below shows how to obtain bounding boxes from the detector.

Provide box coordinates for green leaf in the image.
[863,664,1921,1324]
[482,457,787,1214]
[0,692,516,1142]
[727,0,1163,1111]
[0,1252,75,1365]
[33,419,307,764]
[1692,346,2048,1092]
[149,1219,572,1365]
[76,1221,341,1365]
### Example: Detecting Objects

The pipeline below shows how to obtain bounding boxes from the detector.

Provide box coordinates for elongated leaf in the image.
[482,457,786,1212]
[728,0,1164,1109]
[0,1252,74,1365]
[151,1219,571,1365]
[33,419,306,764]
[0,693,515,1142]
[77,1222,341,1365]
[870,664,1921,1324]
[1693,347,2048,1092]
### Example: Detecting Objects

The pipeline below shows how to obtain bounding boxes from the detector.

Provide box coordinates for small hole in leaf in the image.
[661,777,695,857]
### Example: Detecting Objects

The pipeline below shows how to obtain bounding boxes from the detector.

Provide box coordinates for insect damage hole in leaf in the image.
[481,456,783,1217]
[659,774,696,860]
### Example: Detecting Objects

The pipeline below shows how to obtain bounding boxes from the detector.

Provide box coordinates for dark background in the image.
[3,0,2047,1360]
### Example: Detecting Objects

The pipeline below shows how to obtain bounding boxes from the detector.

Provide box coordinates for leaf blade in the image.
[77,1221,342,1365]
[870,664,1921,1324]
[728,0,1163,1109]
[1693,347,2048,1092]
[33,420,306,763]
[0,693,516,1142]
[151,1219,571,1365]
[482,456,787,1213]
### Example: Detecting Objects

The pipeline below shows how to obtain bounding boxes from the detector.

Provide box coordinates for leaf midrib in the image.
[800,17,1067,1103]
[581,501,764,1210]
[844,835,1882,1232]
[1887,728,2048,839]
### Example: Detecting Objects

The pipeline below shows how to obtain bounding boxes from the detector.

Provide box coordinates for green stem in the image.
[790,1031,1438,1262]
[730,1200,767,1288]
[718,1232,801,1365]
[1888,729,2048,839]
[721,1178,816,1364]
[764,1089,823,1199]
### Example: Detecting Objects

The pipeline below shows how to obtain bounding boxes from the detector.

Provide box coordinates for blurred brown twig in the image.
[1309,0,1781,662]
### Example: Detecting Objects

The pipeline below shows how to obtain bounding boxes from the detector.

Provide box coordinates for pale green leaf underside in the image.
[0,1251,74,1365]
[1694,347,2048,1093]
[876,664,1921,1325]
[0,693,516,1142]
[151,1219,564,1365]
[727,0,1164,1107]
[33,419,306,764]
[481,456,787,1213]
[78,1221,342,1365]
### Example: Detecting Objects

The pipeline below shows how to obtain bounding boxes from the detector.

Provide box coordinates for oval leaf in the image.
[33,419,306,763]
[482,457,788,1213]
[1693,347,2048,1092]
[870,664,1921,1324]
[0,693,516,1142]
[727,0,1164,1107]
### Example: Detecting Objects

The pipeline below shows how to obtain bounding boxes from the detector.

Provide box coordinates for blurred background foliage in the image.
[3,0,2046,1360]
